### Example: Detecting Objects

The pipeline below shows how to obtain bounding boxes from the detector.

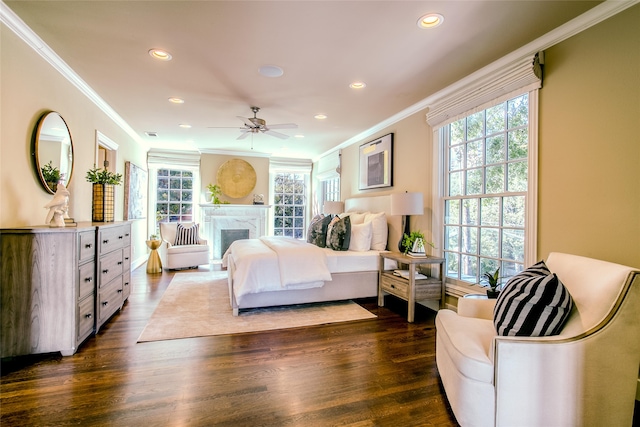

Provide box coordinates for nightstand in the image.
[378,251,445,322]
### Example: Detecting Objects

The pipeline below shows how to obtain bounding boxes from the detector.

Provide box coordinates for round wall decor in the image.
[216,159,257,198]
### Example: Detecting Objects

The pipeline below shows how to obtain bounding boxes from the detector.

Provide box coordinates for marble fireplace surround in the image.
[200,204,270,259]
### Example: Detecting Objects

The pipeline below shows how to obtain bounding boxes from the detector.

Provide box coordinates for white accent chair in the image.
[435,252,640,427]
[158,222,210,270]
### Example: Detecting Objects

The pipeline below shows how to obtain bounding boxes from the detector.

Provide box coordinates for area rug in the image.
[137,271,376,342]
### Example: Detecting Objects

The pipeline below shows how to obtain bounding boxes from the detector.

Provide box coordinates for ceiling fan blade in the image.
[266,123,298,130]
[237,116,255,128]
[237,131,251,140]
[264,130,290,139]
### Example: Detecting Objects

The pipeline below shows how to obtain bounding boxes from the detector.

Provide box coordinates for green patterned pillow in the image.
[326,216,351,251]
[307,215,332,247]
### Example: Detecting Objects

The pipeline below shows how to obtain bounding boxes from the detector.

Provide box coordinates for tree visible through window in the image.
[443,93,529,285]
[156,169,193,223]
[273,173,306,238]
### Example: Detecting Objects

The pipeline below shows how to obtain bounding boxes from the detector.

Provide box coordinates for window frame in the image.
[270,171,310,239]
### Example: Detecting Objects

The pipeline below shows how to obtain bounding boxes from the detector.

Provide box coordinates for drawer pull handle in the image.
[124,282,130,287]
[85,244,92,248]
[117,289,123,294]
[84,277,93,283]
[102,269,109,274]
[119,236,123,239]
[391,284,396,289]
[125,233,130,237]
[103,239,109,244]
[125,257,130,261]
[85,313,93,319]
[117,261,123,265]
[102,301,108,306]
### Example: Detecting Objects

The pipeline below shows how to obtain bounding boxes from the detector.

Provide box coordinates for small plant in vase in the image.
[482,267,502,299]
[206,183,229,205]
[402,230,436,255]
[86,166,122,222]
[41,161,61,190]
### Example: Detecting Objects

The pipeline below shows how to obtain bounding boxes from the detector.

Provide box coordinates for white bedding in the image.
[322,248,397,273]
[224,236,332,303]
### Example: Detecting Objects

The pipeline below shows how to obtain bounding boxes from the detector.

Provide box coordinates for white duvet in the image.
[224,236,332,303]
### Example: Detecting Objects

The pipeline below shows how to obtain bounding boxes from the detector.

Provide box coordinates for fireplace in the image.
[220,229,249,257]
[200,204,270,259]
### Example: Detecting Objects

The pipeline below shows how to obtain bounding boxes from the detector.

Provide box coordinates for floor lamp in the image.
[390,192,424,252]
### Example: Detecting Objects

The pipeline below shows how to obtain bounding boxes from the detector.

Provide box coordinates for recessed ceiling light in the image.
[148,48,172,61]
[258,65,284,77]
[145,131,158,137]
[294,134,305,138]
[314,114,328,120]
[350,82,366,89]
[417,13,444,29]
[168,97,184,104]
[179,124,191,129]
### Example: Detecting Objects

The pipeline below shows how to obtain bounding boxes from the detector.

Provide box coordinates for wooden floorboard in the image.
[1,263,459,426]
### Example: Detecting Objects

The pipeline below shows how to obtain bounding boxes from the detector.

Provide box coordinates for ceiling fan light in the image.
[148,48,172,61]
[417,13,444,29]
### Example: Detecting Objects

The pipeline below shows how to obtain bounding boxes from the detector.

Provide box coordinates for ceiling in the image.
[5,1,601,160]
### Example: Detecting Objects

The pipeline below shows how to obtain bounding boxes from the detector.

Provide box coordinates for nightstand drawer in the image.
[381,274,409,298]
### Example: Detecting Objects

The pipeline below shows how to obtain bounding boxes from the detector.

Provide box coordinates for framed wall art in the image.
[124,161,147,220]
[359,133,393,190]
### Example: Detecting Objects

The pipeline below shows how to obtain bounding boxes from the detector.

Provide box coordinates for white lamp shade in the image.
[323,201,344,215]
[390,192,423,216]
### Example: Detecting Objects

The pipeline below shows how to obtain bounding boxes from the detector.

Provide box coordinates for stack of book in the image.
[406,251,427,258]
[393,269,428,280]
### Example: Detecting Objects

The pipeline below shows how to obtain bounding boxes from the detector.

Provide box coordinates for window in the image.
[273,172,307,238]
[321,176,340,206]
[441,93,532,285]
[156,168,194,223]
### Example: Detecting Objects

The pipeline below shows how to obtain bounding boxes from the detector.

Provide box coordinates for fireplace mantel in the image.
[200,204,271,259]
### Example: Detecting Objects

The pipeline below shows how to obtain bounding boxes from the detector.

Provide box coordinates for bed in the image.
[223,195,402,315]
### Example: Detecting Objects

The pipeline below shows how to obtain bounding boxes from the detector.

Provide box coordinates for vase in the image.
[92,184,115,222]
[486,289,500,299]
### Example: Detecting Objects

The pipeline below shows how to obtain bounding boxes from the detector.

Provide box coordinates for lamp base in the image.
[398,214,411,253]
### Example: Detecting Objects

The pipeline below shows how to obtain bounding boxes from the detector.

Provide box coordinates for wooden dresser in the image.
[0,222,131,358]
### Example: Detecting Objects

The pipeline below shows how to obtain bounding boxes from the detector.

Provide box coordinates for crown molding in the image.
[1,1,144,145]
[198,148,272,158]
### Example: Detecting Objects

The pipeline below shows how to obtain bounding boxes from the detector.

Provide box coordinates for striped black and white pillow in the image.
[493,261,573,336]
[174,223,200,246]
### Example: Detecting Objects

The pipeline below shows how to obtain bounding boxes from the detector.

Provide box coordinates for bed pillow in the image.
[174,223,200,245]
[349,221,372,252]
[326,215,351,251]
[493,261,573,337]
[347,211,369,225]
[307,214,332,248]
[364,212,388,250]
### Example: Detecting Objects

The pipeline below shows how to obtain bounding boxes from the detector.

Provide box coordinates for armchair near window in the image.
[158,222,210,270]
[435,252,640,427]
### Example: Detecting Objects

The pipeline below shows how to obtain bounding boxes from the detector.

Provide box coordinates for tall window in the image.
[156,168,194,223]
[273,173,307,238]
[321,176,340,205]
[442,93,530,285]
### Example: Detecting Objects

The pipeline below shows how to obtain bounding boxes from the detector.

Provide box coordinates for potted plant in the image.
[206,183,229,205]
[482,267,502,298]
[86,166,122,222]
[41,161,61,191]
[401,230,435,255]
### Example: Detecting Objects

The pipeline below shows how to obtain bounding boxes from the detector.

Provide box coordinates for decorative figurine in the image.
[44,182,70,227]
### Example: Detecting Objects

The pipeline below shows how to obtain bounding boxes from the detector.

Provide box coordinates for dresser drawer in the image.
[78,261,96,300]
[98,227,125,255]
[122,269,131,301]
[78,231,96,263]
[98,250,123,287]
[122,246,131,272]
[98,276,123,324]
[77,294,95,342]
[381,274,409,298]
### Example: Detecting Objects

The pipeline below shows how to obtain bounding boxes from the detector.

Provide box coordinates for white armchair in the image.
[158,222,210,270]
[435,252,640,427]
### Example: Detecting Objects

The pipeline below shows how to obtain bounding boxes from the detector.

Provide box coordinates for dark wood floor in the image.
[1,263,459,426]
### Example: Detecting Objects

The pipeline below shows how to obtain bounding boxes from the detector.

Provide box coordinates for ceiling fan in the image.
[216,106,297,140]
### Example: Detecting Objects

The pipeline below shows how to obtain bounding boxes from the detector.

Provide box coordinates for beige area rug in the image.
[137,271,377,342]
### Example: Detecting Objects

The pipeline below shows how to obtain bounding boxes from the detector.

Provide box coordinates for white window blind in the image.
[147,149,201,170]
[269,157,312,174]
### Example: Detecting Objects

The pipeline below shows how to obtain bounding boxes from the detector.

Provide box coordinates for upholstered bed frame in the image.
[227,195,402,315]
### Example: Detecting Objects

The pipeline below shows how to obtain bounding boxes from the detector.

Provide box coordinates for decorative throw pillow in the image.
[326,215,351,251]
[348,221,372,252]
[364,212,388,250]
[174,223,200,246]
[307,215,332,248]
[493,261,573,336]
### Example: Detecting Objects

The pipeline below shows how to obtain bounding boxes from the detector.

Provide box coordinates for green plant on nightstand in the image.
[402,230,435,255]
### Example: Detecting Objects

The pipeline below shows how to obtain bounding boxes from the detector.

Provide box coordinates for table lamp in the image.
[390,192,424,252]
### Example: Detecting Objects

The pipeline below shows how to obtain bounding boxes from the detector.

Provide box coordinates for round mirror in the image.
[32,111,74,194]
